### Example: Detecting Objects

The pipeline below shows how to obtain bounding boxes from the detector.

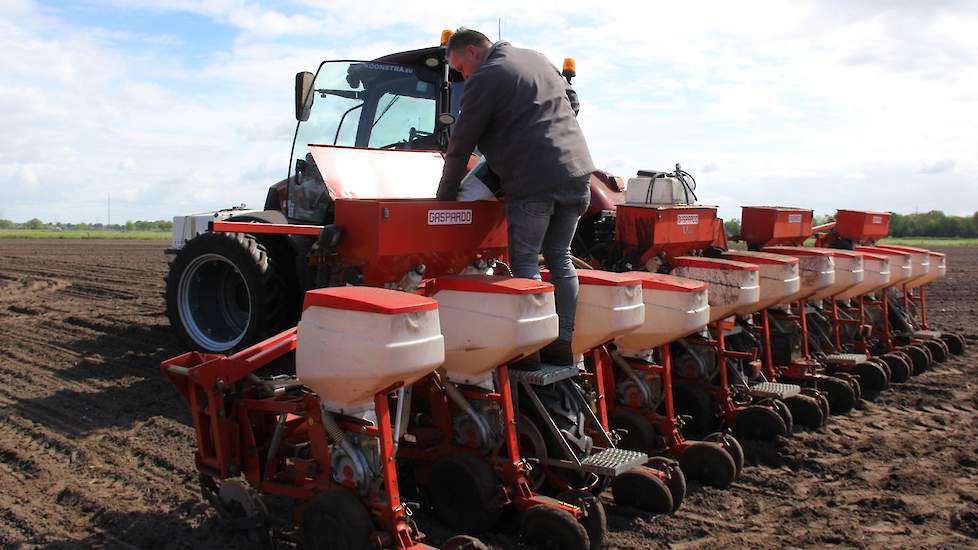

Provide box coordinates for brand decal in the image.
[788,214,803,223]
[428,209,472,225]
[676,213,699,226]
[872,215,883,224]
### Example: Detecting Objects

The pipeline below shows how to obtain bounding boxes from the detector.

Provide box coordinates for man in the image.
[436,28,595,366]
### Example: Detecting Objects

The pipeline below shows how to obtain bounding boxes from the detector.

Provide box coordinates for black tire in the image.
[833,372,862,403]
[442,535,489,550]
[611,466,674,515]
[817,376,857,414]
[733,405,787,442]
[784,394,824,430]
[705,432,744,478]
[646,456,687,512]
[923,339,948,364]
[941,333,966,355]
[882,353,912,383]
[608,410,659,455]
[853,361,889,396]
[771,399,794,434]
[678,441,736,489]
[428,453,504,534]
[902,345,930,375]
[516,414,549,491]
[800,388,831,425]
[302,490,373,550]
[521,505,590,550]
[556,489,607,549]
[165,232,286,353]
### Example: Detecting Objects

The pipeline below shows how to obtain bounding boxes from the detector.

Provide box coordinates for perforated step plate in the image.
[508,363,581,386]
[913,330,942,340]
[748,382,801,400]
[579,447,648,477]
[822,353,867,366]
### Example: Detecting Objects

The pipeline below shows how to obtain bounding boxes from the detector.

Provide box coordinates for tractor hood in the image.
[308,145,444,199]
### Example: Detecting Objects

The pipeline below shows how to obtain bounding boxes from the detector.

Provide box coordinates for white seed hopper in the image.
[835,251,891,300]
[856,246,913,288]
[720,250,800,311]
[808,249,865,302]
[296,287,445,414]
[671,257,760,321]
[761,246,835,303]
[559,270,645,355]
[432,276,559,385]
[877,245,942,290]
[615,272,710,353]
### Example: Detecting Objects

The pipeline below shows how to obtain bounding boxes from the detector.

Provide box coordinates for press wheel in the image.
[705,431,744,477]
[785,394,824,430]
[940,332,966,355]
[732,405,787,442]
[556,489,607,549]
[611,466,674,515]
[521,505,589,550]
[881,353,912,383]
[646,456,687,512]
[678,441,737,488]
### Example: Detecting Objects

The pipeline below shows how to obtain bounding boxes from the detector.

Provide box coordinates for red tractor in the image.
[164,41,623,354]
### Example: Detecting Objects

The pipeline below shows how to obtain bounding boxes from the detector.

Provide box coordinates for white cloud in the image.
[1,0,977,223]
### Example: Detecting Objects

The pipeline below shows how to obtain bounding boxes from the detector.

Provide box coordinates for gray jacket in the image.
[436,42,595,201]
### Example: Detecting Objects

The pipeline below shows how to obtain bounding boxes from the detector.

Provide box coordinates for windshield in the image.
[290,61,441,177]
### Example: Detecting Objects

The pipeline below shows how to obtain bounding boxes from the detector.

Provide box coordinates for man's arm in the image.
[436,72,496,201]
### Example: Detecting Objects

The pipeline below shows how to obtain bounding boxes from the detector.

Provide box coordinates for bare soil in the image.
[0,240,976,549]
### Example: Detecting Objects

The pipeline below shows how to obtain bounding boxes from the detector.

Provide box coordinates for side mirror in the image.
[295,71,314,121]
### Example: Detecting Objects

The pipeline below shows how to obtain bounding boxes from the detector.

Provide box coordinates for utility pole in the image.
[107,193,111,228]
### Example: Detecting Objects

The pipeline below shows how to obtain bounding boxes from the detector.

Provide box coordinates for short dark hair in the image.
[446,27,491,52]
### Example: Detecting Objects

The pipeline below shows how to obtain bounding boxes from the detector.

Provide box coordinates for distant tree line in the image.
[725,211,976,238]
[0,218,173,232]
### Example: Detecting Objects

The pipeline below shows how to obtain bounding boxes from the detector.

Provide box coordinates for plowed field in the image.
[0,240,976,549]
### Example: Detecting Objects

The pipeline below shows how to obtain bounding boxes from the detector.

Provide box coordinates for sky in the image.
[1,0,977,223]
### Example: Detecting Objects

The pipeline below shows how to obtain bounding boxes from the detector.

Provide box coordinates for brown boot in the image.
[539,339,574,366]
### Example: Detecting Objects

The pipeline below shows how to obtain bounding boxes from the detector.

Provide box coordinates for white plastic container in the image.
[836,252,891,300]
[762,246,835,303]
[432,276,558,385]
[671,257,760,321]
[906,251,945,290]
[808,249,864,302]
[297,287,444,414]
[856,246,912,288]
[615,272,710,353]
[877,245,934,289]
[559,270,645,355]
[625,173,693,205]
[720,251,800,311]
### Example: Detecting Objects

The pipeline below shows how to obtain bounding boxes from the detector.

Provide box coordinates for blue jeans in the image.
[506,178,591,341]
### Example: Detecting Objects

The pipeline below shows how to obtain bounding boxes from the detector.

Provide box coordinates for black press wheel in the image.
[732,405,787,442]
[853,361,889,398]
[302,490,373,550]
[881,353,912,383]
[678,441,736,489]
[923,339,948,363]
[940,332,966,355]
[705,431,744,477]
[784,394,825,430]
[902,344,929,375]
[428,453,504,534]
[521,505,589,550]
[646,456,687,512]
[165,232,286,353]
[770,399,794,434]
[442,535,489,550]
[608,409,660,455]
[556,489,607,549]
[816,376,857,414]
[611,466,674,515]
[800,388,831,425]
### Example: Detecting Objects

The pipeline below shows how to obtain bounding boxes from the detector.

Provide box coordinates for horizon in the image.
[2,1,977,224]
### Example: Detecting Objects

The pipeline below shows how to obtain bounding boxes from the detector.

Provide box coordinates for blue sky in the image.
[2,0,977,223]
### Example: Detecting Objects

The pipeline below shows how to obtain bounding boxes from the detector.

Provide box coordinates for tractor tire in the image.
[165,232,286,353]
[940,332,966,355]
[302,490,373,550]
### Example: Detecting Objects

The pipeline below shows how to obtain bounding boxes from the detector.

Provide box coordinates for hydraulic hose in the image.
[439,370,493,449]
